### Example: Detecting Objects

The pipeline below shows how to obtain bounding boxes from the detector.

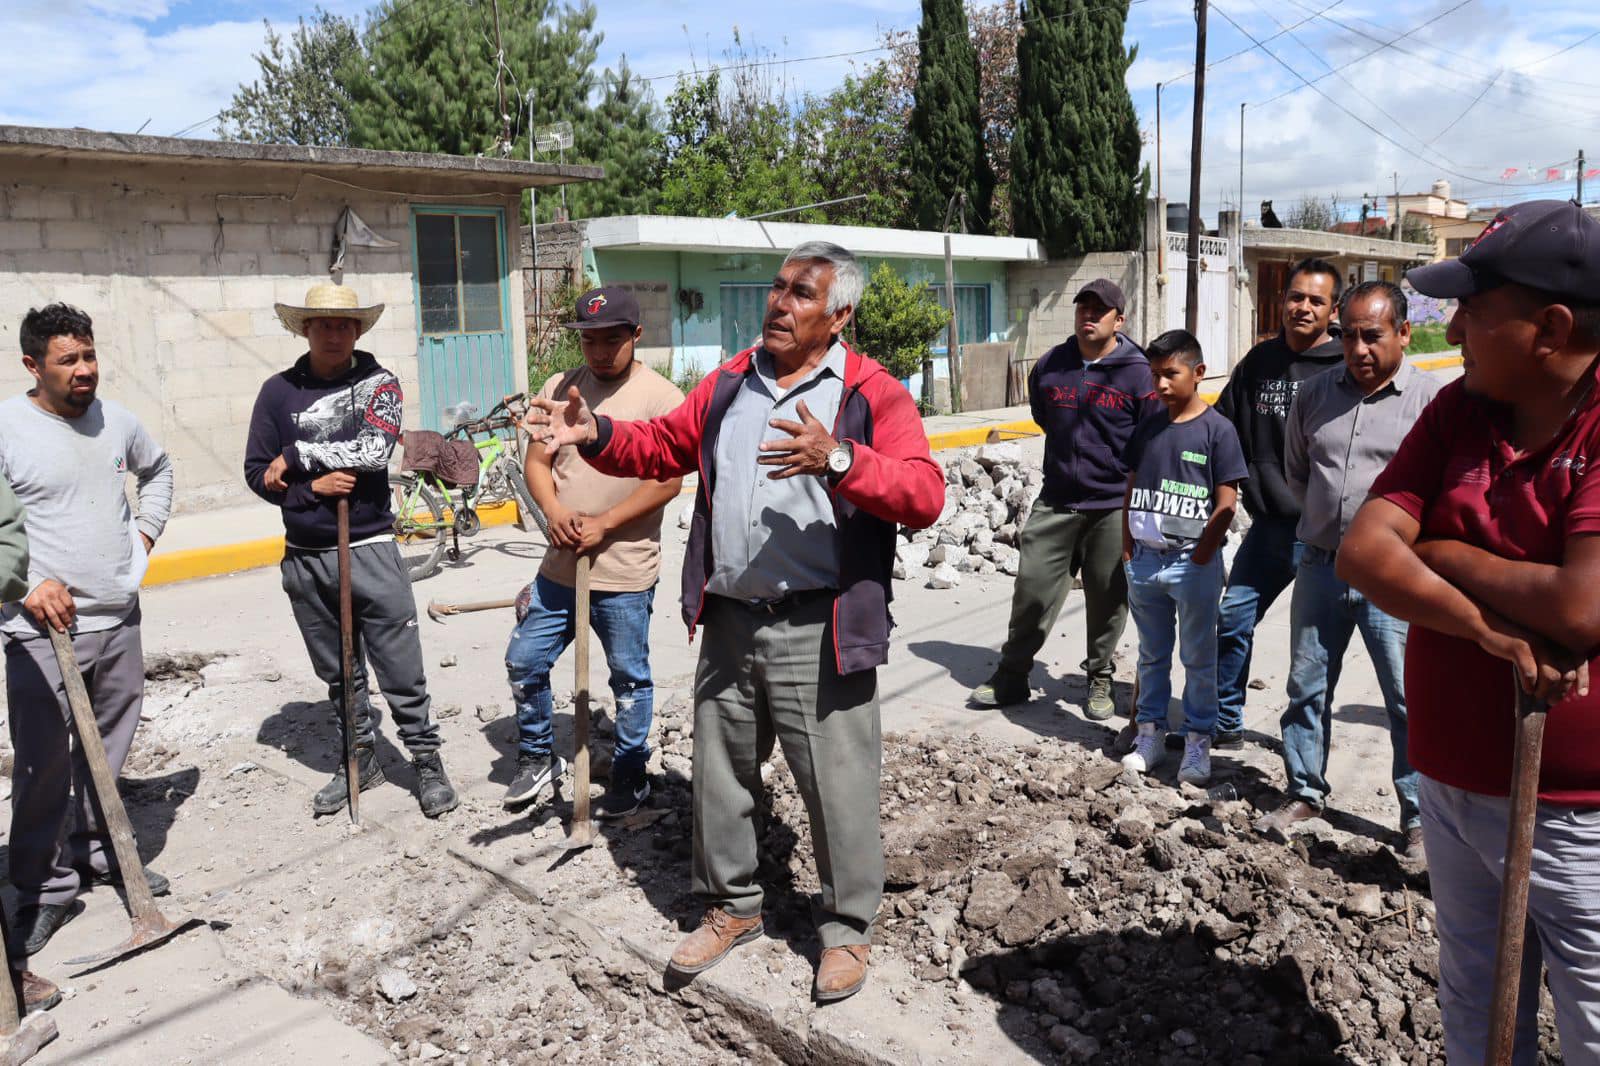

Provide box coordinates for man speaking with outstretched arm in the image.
[524,241,944,1005]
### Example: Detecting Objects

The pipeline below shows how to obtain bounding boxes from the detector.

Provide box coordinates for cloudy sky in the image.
[6,0,1599,222]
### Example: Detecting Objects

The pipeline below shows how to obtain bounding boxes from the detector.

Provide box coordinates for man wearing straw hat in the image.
[244,282,458,818]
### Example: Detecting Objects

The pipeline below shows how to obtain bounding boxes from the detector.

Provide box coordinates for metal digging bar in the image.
[49,629,197,970]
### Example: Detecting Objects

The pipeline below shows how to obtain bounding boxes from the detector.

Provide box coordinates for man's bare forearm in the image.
[1417,538,1600,649]
[602,478,683,530]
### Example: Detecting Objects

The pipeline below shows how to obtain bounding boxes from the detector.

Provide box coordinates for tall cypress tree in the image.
[903,0,995,235]
[568,60,663,219]
[1012,0,1147,255]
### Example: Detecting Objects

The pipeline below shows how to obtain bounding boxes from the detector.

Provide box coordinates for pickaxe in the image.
[426,598,515,623]
[48,629,198,970]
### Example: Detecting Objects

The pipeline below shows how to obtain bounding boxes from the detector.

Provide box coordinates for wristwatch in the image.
[826,440,855,479]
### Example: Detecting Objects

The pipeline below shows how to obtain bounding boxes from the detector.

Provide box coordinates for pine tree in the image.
[217,10,359,145]
[568,60,664,219]
[1011,0,1148,255]
[903,0,995,235]
[341,0,600,160]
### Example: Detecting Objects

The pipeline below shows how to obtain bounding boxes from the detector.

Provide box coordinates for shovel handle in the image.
[1486,679,1550,1065]
[47,629,162,925]
[338,498,360,826]
[571,555,592,837]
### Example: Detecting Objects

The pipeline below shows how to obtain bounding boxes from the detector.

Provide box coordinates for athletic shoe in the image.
[1177,733,1212,786]
[1121,722,1164,774]
[503,753,565,809]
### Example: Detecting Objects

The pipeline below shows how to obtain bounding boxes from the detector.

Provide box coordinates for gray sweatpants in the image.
[4,614,145,907]
[691,594,882,948]
[1420,774,1600,1065]
[280,541,440,753]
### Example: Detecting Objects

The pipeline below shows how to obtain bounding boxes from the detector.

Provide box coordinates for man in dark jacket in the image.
[244,283,457,819]
[525,241,944,1005]
[970,279,1160,720]
[1212,259,1344,747]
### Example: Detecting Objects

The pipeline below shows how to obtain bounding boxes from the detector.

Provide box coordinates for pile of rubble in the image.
[646,698,1563,1064]
[897,443,1041,589]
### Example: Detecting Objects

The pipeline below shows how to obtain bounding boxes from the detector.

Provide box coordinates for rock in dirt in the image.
[927,563,961,590]
[376,968,418,1003]
[963,870,1020,930]
[996,871,1074,946]
[1342,883,1385,920]
[439,654,458,668]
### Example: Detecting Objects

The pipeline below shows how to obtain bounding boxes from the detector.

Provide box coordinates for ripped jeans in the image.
[504,575,655,777]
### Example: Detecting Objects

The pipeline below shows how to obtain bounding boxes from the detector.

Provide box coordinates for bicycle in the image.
[390,394,550,581]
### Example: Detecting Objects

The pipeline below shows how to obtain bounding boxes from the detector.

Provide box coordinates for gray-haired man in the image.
[525,242,945,1003]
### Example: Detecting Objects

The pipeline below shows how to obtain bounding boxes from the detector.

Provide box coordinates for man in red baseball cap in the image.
[1338,199,1600,1063]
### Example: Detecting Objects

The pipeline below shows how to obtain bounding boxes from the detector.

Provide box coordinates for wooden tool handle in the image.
[571,555,592,834]
[1486,681,1550,1065]
[47,629,161,923]
[337,498,360,826]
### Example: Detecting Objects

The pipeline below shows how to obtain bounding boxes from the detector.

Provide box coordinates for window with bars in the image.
[720,283,770,357]
[926,284,992,347]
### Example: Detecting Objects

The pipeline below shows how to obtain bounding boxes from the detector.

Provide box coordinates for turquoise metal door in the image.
[412,207,515,431]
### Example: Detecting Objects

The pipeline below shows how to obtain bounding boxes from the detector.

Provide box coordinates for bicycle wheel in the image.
[503,458,550,540]
[389,474,447,582]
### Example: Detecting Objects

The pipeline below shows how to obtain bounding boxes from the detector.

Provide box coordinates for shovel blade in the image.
[565,820,596,851]
[64,911,197,970]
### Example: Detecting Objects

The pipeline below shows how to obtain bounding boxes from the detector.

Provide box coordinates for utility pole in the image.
[1579,149,1587,202]
[1185,0,1207,335]
[1391,171,1401,241]
[1156,83,1165,281]
[490,0,511,154]
[941,191,968,415]
[1237,103,1245,222]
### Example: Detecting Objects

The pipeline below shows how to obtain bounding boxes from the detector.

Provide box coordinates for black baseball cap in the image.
[1406,199,1600,302]
[563,286,640,330]
[1074,279,1126,314]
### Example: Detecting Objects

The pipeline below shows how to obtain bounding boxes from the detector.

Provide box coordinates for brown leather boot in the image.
[1254,798,1320,840]
[815,944,870,1003]
[13,969,60,1014]
[668,908,763,974]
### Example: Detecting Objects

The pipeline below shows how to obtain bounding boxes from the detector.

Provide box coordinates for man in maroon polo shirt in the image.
[1337,199,1600,1064]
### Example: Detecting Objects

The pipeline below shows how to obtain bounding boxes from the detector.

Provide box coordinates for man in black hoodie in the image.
[244,283,457,818]
[970,280,1160,720]
[1212,259,1344,747]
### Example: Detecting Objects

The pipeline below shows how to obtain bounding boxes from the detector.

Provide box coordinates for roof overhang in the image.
[576,215,1043,262]
[1242,225,1434,262]
[0,125,601,195]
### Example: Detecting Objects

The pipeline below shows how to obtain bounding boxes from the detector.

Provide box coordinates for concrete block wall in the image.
[1005,251,1146,367]
[0,162,521,514]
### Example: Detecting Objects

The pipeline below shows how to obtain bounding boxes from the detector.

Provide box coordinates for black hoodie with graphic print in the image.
[244,351,403,549]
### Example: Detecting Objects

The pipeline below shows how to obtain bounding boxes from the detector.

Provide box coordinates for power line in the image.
[1211,2,1507,187]
[1163,0,1346,85]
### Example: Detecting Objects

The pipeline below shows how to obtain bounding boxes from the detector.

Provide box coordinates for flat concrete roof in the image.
[0,125,602,192]
[576,215,1043,262]
[1241,224,1433,262]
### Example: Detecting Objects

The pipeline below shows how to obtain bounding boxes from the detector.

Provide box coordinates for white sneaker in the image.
[1178,733,1212,786]
[1121,722,1164,774]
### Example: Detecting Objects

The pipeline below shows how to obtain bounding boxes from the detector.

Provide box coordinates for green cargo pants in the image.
[995,501,1129,684]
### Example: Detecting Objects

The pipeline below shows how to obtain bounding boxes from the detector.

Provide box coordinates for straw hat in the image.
[273,282,385,337]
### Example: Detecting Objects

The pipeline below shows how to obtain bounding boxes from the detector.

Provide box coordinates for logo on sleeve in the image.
[113,456,126,474]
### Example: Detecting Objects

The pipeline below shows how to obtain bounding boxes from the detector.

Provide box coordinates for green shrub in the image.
[852,262,952,382]
[1407,322,1454,355]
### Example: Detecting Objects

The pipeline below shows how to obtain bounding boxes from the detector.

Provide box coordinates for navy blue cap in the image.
[1406,199,1600,302]
[563,286,641,330]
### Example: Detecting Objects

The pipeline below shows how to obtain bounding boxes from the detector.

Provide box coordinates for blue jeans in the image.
[504,575,655,776]
[1125,545,1224,735]
[1216,514,1302,733]
[1282,547,1418,828]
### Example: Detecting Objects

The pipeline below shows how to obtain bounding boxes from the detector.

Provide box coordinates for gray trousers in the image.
[691,594,882,948]
[1421,775,1600,1065]
[280,541,440,753]
[4,614,145,907]
[998,502,1129,683]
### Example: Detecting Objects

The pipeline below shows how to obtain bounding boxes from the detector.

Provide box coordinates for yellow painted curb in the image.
[1413,354,1464,372]
[926,420,1043,452]
[141,500,522,588]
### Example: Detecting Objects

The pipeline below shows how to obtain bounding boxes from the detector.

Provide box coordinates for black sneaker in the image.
[595,769,651,820]
[1213,730,1245,750]
[10,903,76,957]
[87,865,170,898]
[503,753,565,810]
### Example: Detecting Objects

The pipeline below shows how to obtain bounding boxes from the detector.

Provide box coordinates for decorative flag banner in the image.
[1588,169,1600,179]
[1547,167,1564,180]
[1502,168,1519,179]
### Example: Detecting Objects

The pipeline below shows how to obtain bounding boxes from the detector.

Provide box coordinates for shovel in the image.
[47,629,196,970]
[337,499,361,826]
[1485,676,1550,1065]
[566,555,595,850]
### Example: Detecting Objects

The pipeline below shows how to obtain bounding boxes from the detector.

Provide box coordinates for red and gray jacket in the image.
[580,343,945,674]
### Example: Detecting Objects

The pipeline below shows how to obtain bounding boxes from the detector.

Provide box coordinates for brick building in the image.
[0,125,596,514]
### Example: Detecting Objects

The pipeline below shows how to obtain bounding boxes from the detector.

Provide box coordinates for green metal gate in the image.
[411,207,515,431]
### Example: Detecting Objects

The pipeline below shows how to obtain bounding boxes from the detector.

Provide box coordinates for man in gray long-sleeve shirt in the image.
[0,303,174,960]
[1255,282,1443,856]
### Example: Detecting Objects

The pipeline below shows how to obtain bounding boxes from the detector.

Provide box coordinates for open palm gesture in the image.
[522,386,597,455]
